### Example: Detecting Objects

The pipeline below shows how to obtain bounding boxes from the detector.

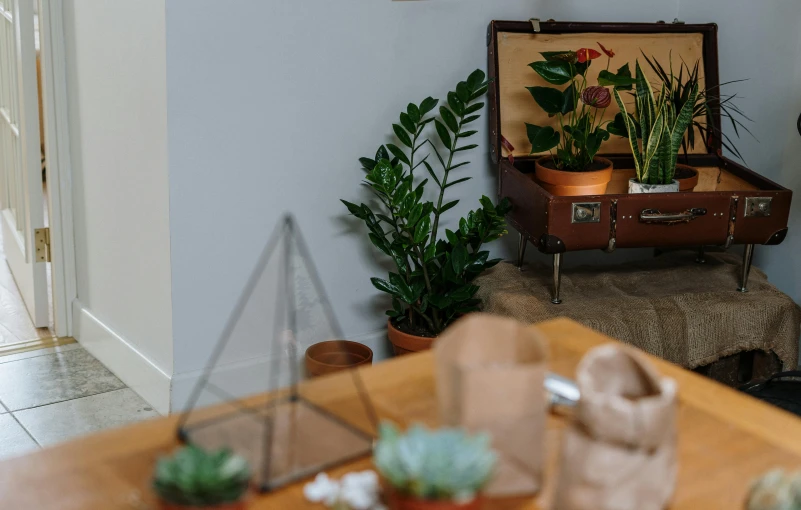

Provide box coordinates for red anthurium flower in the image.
[581,86,612,109]
[598,42,615,58]
[576,48,602,63]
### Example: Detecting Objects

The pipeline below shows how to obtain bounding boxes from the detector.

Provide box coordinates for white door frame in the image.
[37,0,75,338]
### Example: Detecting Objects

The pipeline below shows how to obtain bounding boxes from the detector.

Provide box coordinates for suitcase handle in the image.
[639,208,707,224]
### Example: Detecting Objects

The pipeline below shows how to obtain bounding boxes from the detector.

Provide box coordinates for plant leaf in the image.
[393,124,412,148]
[422,160,441,186]
[525,124,560,153]
[527,86,564,115]
[439,200,459,214]
[445,177,471,188]
[435,120,452,148]
[440,106,459,133]
[530,60,572,85]
[419,97,438,115]
[386,144,410,166]
[451,244,468,274]
[399,112,416,134]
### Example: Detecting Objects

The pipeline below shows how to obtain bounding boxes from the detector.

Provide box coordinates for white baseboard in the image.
[72,300,171,415]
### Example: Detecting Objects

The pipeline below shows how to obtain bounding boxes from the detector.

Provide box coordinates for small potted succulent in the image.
[640,53,754,192]
[374,422,496,510]
[524,43,634,196]
[342,69,511,355]
[152,445,251,510]
[611,61,698,194]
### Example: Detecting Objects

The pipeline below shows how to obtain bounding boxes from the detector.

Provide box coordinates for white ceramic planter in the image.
[628,179,680,194]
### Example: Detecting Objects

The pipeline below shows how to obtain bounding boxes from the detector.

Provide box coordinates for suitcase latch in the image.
[530,18,541,33]
[572,202,601,224]
[744,197,772,218]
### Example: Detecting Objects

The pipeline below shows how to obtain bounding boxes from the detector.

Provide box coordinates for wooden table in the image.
[1,318,800,509]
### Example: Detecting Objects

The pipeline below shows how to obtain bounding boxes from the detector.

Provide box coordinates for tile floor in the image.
[0,343,160,459]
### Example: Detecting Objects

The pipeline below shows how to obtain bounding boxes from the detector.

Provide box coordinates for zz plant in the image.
[342,69,510,336]
[613,61,698,185]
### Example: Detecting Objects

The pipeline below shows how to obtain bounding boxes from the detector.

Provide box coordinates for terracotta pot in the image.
[159,500,246,510]
[388,493,483,510]
[534,156,613,196]
[387,320,436,356]
[675,164,699,192]
[305,340,373,377]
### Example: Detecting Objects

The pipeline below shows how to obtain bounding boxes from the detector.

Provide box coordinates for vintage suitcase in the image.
[487,20,792,303]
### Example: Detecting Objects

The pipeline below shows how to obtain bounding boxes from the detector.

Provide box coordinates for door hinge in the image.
[35,228,51,263]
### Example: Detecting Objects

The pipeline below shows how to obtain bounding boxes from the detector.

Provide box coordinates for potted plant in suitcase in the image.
[374,422,496,510]
[640,53,755,192]
[525,43,634,196]
[342,70,511,355]
[152,446,251,510]
[612,62,699,194]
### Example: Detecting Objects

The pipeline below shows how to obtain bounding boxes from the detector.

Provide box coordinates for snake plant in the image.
[152,445,250,507]
[373,422,496,502]
[613,61,698,185]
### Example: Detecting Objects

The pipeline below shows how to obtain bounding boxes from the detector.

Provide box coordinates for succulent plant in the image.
[153,445,251,507]
[747,470,801,510]
[373,421,496,502]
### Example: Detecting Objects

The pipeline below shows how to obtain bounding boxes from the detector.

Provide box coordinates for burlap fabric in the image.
[475,251,800,370]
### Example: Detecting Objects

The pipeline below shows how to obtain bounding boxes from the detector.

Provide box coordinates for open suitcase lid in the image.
[487,20,721,165]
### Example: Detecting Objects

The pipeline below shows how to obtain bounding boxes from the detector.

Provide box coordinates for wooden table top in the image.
[1,318,800,509]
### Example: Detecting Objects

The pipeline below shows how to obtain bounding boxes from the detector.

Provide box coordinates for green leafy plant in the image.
[641,53,754,163]
[525,43,634,171]
[374,422,496,502]
[612,61,699,185]
[153,446,250,507]
[342,69,510,336]
[747,469,801,510]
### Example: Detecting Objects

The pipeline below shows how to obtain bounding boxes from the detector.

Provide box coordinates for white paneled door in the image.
[0,0,46,327]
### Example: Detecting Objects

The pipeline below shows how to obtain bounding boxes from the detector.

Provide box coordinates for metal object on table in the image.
[552,253,563,304]
[517,232,527,270]
[744,197,772,218]
[546,372,579,409]
[738,244,755,293]
[571,202,601,224]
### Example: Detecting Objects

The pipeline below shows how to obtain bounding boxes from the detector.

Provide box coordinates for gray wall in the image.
[165,0,800,395]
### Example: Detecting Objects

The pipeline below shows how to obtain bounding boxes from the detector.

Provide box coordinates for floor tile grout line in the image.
[6,410,42,447]
[9,386,130,414]
[0,345,82,365]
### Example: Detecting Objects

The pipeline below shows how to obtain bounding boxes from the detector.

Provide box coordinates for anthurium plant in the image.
[342,69,511,337]
[612,61,698,185]
[525,43,634,171]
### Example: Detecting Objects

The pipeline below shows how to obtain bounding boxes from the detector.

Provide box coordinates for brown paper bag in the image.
[434,313,548,497]
[554,344,678,510]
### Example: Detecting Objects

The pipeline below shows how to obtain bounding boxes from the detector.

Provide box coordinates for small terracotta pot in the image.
[534,156,613,196]
[159,500,246,510]
[305,340,373,377]
[388,493,483,510]
[387,320,436,356]
[675,164,699,192]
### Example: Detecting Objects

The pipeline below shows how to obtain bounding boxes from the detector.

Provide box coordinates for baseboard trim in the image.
[72,300,171,414]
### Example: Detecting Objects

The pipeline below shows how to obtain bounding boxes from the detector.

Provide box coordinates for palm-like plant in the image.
[641,53,754,163]
[613,62,698,185]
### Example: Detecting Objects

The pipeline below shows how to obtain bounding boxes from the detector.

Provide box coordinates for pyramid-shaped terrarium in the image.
[177,215,378,492]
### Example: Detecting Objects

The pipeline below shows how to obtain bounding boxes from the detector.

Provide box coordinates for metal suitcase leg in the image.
[737,244,755,293]
[517,233,527,270]
[552,253,563,304]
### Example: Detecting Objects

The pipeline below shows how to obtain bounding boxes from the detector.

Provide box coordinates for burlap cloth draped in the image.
[475,251,800,370]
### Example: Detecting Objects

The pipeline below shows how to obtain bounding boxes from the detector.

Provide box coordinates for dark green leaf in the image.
[341,200,367,220]
[458,130,477,139]
[424,243,436,262]
[462,114,481,125]
[470,85,489,101]
[529,60,572,85]
[428,295,452,309]
[413,216,431,244]
[375,146,390,162]
[525,123,560,153]
[439,200,459,214]
[435,120,452,148]
[445,229,459,245]
[371,277,400,297]
[561,84,575,115]
[448,161,470,171]
[393,124,412,148]
[449,284,479,302]
[440,106,459,133]
[527,86,564,115]
[399,112,416,134]
[540,51,577,63]
[451,245,468,274]
[464,102,484,115]
[598,68,636,89]
[456,81,470,102]
[467,69,485,90]
[359,157,376,171]
[459,218,469,236]
[454,144,478,153]
[445,177,471,188]
[386,144,410,166]
[447,92,464,116]
[419,97,438,115]
[422,161,441,186]
[406,103,421,123]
